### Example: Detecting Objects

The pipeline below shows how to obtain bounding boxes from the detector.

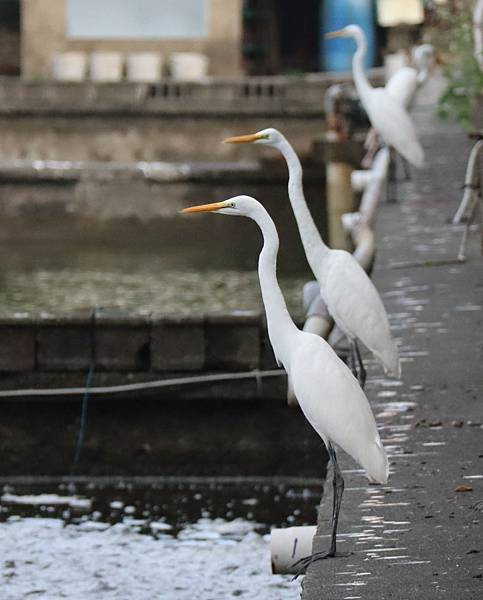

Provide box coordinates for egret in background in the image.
[326,25,425,169]
[364,43,434,174]
[386,44,435,109]
[182,195,388,571]
[224,128,401,387]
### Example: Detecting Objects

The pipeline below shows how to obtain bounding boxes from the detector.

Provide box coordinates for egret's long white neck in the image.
[351,28,372,102]
[249,203,298,368]
[276,137,330,265]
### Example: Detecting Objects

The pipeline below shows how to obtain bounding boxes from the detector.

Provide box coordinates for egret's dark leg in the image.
[401,155,411,181]
[292,443,346,578]
[326,442,345,556]
[387,149,398,203]
[347,341,358,381]
[354,340,367,389]
[349,340,366,389]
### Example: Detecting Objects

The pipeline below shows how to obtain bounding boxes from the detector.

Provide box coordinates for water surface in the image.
[0,243,310,318]
[1,479,320,599]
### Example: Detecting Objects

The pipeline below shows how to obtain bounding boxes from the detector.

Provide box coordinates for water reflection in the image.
[0,479,321,532]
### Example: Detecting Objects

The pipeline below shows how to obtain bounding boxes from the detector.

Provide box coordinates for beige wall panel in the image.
[22,0,243,79]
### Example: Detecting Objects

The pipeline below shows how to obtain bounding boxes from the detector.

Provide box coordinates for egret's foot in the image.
[291,550,350,580]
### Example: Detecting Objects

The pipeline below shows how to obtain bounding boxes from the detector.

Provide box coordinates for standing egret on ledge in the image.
[326,25,425,169]
[182,196,388,571]
[385,44,435,109]
[363,44,434,172]
[224,129,401,387]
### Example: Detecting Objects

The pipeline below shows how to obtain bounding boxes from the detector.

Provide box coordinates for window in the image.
[67,0,208,39]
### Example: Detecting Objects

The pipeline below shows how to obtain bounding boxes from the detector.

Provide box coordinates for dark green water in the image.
[0,243,310,318]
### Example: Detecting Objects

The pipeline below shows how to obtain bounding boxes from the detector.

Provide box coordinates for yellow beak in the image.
[223,133,263,144]
[325,29,346,39]
[181,201,227,214]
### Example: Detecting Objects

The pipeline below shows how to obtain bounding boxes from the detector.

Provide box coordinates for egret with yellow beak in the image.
[326,24,424,168]
[224,128,401,387]
[182,195,388,573]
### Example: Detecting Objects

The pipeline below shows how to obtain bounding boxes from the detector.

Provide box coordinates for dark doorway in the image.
[277,0,320,73]
[0,0,20,76]
[242,0,320,75]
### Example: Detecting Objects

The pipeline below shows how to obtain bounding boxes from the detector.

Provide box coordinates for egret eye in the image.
[230,202,236,208]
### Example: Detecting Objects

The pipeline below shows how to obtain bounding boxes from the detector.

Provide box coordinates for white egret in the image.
[364,43,434,175]
[326,25,425,168]
[385,44,435,109]
[224,128,401,387]
[182,195,388,570]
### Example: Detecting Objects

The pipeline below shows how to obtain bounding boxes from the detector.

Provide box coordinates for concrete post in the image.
[326,159,354,249]
[323,85,361,250]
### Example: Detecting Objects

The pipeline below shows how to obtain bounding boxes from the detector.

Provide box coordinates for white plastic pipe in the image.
[452,140,483,224]
[474,0,483,72]
[351,169,375,192]
[270,526,316,574]
[360,154,389,221]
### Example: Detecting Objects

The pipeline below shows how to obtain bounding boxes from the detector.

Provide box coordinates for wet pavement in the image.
[302,90,482,597]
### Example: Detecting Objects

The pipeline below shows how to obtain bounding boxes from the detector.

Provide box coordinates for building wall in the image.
[21,0,243,79]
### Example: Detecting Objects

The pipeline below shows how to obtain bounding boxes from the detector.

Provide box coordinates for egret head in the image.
[223,127,285,148]
[325,24,363,41]
[412,44,435,71]
[182,195,258,218]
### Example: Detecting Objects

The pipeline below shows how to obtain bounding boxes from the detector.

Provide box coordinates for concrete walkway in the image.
[302,90,482,598]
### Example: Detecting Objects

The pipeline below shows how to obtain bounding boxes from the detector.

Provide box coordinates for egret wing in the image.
[365,87,424,167]
[325,251,400,377]
[385,67,418,108]
[290,332,388,483]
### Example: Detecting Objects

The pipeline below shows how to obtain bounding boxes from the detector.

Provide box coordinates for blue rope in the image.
[72,306,100,466]
[72,363,95,465]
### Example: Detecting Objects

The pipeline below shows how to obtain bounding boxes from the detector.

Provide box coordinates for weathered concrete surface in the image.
[0,159,327,255]
[0,392,328,478]
[302,100,483,595]
[0,311,270,376]
[0,73,383,161]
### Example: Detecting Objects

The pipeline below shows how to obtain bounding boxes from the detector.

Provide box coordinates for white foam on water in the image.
[1,493,91,509]
[0,517,299,600]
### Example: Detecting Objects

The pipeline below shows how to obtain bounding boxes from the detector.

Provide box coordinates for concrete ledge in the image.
[37,312,93,371]
[0,159,327,247]
[94,309,150,371]
[0,316,36,372]
[205,311,261,371]
[0,310,270,376]
[151,315,205,372]
[0,73,383,117]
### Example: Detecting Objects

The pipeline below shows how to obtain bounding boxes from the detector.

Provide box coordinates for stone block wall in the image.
[0,310,278,377]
